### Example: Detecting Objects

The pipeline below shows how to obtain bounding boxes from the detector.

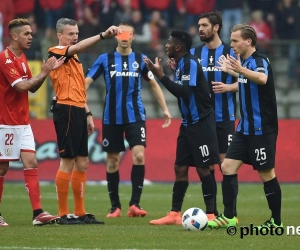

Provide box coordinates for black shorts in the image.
[102,121,146,152]
[175,113,220,168]
[53,104,88,158]
[216,121,235,154]
[226,132,277,170]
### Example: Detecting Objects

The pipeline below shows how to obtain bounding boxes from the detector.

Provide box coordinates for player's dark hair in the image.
[118,22,135,34]
[8,18,30,33]
[198,11,223,34]
[171,30,193,51]
[231,23,257,46]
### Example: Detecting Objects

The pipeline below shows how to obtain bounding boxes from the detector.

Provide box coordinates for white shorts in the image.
[0,125,35,161]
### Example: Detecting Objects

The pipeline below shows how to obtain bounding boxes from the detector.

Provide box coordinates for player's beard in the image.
[200,33,214,43]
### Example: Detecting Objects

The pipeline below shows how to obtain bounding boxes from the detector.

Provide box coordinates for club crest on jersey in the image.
[5,146,12,156]
[21,62,27,73]
[176,68,180,77]
[132,61,139,69]
[209,56,214,65]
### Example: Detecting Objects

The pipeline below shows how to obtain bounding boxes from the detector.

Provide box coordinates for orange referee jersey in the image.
[48,46,86,108]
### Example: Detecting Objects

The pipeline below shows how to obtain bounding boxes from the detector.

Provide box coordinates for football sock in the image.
[200,174,215,214]
[106,170,121,209]
[263,177,282,225]
[56,170,71,216]
[129,165,145,206]
[0,176,4,204]
[231,176,238,217]
[171,181,188,212]
[0,176,4,214]
[210,169,218,215]
[24,169,42,211]
[71,170,86,216]
[222,174,238,219]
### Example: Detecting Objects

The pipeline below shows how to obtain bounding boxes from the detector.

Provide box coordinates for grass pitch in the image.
[0,183,299,250]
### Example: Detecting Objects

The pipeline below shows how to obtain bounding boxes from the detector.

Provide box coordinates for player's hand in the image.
[143,57,164,79]
[215,55,231,73]
[87,116,95,135]
[212,81,230,94]
[53,56,65,69]
[162,110,172,128]
[102,25,122,38]
[167,58,176,70]
[226,54,242,73]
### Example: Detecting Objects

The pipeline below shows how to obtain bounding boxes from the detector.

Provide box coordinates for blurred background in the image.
[1,0,300,119]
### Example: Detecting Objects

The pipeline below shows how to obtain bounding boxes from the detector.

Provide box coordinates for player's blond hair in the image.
[231,24,257,46]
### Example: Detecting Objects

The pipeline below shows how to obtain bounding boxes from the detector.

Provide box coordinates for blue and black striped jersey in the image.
[173,53,213,126]
[237,51,278,135]
[87,49,152,125]
[190,43,236,122]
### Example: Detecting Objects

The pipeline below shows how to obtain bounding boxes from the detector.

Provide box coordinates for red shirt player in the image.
[0,18,64,226]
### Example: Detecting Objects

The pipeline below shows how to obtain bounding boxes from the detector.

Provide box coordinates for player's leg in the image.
[150,124,189,225]
[103,124,124,218]
[207,132,245,228]
[20,125,59,226]
[190,114,219,220]
[150,165,189,225]
[216,121,236,216]
[125,121,147,217]
[250,132,282,228]
[0,162,9,226]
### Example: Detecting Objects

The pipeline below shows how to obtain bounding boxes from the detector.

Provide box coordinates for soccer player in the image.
[0,18,64,226]
[85,22,172,218]
[190,11,238,218]
[144,30,220,225]
[207,24,282,229]
[48,18,121,225]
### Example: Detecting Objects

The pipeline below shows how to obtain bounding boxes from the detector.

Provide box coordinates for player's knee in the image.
[221,161,231,175]
[0,162,9,176]
[174,165,188,181]
[133,152,144,165]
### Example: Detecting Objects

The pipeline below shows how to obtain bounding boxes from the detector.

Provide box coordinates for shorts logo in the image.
[5,146,12,156]
[260,161,267,165]
[102,138,109,147]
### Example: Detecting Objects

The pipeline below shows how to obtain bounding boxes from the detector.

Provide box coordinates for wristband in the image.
[99,32,105,40]
[86,111,93,117]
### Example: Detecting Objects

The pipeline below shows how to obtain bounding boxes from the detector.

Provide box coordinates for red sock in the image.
[24,169,42,210]
[71,170,86,216]
[0,176,4,204]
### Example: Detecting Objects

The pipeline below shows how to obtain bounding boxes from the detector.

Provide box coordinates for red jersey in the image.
[0,48,32,126]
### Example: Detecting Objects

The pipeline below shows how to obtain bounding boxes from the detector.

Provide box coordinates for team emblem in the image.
[5,146,12,156]
[132,61,139,69]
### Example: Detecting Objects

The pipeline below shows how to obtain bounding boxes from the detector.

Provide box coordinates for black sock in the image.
[222,174,238,219]
[171,181,188,212]
[106,171,121,209]
[200,174,215,214]
[263,177,282,225]
[210,169,218,216]
[129,165,145,206]
[33,209,43,219]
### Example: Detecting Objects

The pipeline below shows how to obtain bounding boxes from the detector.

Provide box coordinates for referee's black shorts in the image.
[53,103,88,158]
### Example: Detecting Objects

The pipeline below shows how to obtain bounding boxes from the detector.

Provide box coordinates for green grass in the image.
[0,183,299,250]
